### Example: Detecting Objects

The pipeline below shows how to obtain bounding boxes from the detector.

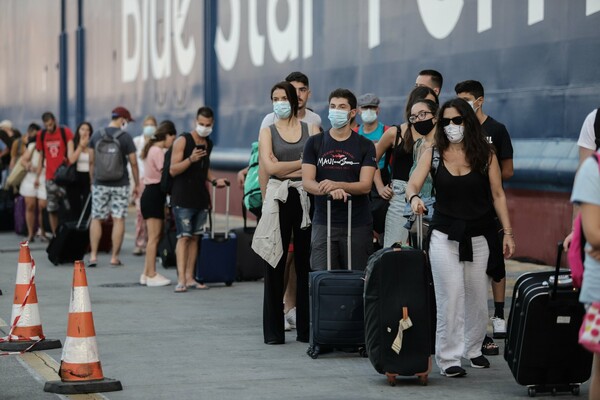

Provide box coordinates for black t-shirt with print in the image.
[482,116,513,164]
[303,130,377,227]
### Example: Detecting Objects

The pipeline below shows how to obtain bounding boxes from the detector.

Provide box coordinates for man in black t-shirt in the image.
[456,80,514,352]
[302,88,377,271]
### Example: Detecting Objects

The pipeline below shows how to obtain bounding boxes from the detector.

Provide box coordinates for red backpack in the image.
[567,152,600,288]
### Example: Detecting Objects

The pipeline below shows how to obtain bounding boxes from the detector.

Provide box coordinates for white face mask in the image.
[360,109,377,124]
[467,100,480,113]
[196,125,212,137]
[444,124,465,143]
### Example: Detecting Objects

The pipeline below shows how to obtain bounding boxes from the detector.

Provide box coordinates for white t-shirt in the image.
[260,108,322,130]
[577,109,598,150]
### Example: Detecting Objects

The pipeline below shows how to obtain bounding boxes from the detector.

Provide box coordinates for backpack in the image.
[94,128,125,181]
[567,152,600,288]
[160,133,194,194]
[243,141,262,212]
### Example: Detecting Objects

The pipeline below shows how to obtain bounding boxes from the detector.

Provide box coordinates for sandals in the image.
[186,282,209,290]
[482,335,499,356]
[174,284,188,293]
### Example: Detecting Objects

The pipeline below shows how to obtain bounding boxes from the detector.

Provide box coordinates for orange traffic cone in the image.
[44,260,122,394]
[0,242,61,352]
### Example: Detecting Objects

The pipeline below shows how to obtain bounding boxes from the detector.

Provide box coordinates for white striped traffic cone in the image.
[44,260,122,394]
[0,242,61,352]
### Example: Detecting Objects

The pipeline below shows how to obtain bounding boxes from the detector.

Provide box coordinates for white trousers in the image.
[429,229,490,371]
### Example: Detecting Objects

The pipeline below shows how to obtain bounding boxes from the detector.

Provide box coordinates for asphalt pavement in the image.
[0,212,591,399]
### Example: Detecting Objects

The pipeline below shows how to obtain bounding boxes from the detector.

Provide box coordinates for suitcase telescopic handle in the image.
[551,241,564,299]
[210,179,231,240]
[326,194,352,271]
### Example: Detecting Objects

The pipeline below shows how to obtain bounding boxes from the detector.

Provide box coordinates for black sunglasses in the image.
[441,116,464,127]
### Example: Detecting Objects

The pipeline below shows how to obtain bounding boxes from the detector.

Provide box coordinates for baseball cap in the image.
[0,119,13,129]
[111,106,134,122]
[358,93,380,108]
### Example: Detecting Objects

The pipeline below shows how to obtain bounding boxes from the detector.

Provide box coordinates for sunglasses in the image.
[441,116,464,127]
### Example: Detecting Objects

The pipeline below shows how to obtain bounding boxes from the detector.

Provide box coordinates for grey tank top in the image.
[269,121,309,162]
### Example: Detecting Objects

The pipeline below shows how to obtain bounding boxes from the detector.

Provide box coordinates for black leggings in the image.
[263,189,311,344]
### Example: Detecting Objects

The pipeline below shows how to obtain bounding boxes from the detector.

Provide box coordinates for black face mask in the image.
[412,118,435,136]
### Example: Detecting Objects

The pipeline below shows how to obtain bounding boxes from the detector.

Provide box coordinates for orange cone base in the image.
[0,338,62,352]
[44,378,122,394]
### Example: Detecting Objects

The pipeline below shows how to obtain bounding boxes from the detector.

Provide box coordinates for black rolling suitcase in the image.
[46,194,91,265]
[307,195,366,359]
[504,243,592,397]
[232,204,263,281]
[364,215,433,386]
[195,181,237,286]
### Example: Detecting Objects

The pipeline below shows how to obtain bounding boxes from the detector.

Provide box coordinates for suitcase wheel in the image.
[571,385,580,396]
[417,375,428,386]
[307,345,320,359]
[528,387,536,397]
[358,347,368,358]
[385,373,397,386]
[225,281,233,287]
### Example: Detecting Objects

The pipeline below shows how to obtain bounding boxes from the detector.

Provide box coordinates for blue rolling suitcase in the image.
[195,181,237,286]
[307,195,367,359]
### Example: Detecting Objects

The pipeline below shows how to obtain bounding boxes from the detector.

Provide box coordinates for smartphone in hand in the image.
[196,144,206,151]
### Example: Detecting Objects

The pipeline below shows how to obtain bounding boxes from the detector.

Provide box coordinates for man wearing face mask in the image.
[302,88,377,271]
[354,93,390,242]
[88,106,139,267]
[455,80,514,354]
[169,106,227,292]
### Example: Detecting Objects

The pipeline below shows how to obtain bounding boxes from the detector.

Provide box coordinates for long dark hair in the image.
[141,120,177,160]
[402,86,439,152]
[270,81,299,119]
[74,122,93,148]
[435,98,492,174]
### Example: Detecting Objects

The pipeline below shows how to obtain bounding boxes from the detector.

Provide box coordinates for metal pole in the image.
[76,0,86,125]
[59,0,68,125]
[203,0,219,144]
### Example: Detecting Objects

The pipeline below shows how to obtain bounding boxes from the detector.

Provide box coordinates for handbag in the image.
[579,302,600,353]
[53,162,78,186]
[4,157,27,191]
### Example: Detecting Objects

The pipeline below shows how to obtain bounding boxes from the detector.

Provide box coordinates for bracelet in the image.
[408,194,421,204]
[504,233,514,237]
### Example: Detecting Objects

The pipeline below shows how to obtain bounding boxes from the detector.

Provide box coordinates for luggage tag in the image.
[391,307,413,354]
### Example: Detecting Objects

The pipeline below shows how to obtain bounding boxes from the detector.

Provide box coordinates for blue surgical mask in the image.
[328,109,350,129]
[360,109,377,124]
[143,126,156,137]
[273,101,292,119]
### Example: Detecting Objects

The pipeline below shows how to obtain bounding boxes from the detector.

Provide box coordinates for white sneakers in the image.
[140,273,171,287]
[285,307,297,330]
[491,317,507,338]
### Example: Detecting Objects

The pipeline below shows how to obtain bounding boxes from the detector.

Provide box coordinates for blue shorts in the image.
[173,207,208,238]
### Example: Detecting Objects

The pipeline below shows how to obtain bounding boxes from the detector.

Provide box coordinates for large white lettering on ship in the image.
[122,0,195,83]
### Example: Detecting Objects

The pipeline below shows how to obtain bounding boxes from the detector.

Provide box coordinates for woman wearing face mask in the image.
[132,115,157,256]
[374,86,439,247]
[66,122,93,220]
[252,81,320,344]
[402,99,439,233]
[139,121,177,287]
[406,98,515,378]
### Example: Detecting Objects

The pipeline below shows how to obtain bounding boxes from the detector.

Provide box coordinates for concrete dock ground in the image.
[0,212,590,399]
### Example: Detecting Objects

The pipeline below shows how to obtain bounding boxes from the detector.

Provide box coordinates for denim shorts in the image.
[173,207,208,238]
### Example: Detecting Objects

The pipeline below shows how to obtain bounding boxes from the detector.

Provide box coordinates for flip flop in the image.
[110,260,124,267]
[187,283,209,290]
[174,284,187,293]
[88,260,97,268]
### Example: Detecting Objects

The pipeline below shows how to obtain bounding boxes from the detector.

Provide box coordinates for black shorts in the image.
[140,183,166,220]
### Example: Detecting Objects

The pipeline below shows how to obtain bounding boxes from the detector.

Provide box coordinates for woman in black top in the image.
[406,98,515,378]
[374,86,438,247]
